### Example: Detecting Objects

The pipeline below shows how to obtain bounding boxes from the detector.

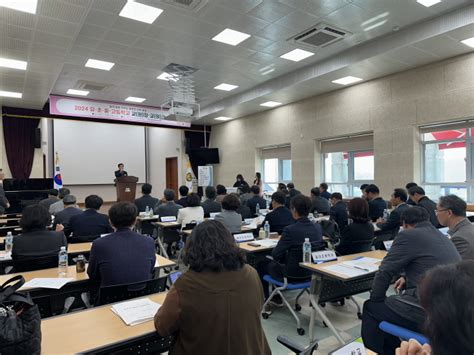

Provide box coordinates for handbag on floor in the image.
[0,275,42,355]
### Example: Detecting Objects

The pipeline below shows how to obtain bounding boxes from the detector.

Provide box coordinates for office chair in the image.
[67,234,100,243]
[277,335,318,355]
[174,222,196,269]
[12,254,58,272]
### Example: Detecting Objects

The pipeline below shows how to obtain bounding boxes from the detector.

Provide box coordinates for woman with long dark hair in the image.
[253,172,263,196]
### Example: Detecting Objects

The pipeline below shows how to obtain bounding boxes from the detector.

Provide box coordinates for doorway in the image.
[166,157,179,199]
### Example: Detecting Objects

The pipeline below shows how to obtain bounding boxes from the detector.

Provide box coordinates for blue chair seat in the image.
[379,321,429,345]
[263,275,311,290]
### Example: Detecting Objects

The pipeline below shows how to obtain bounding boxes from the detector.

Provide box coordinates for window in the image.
[321,135,374,198]
[261,146,291,192]
[421,123,471,201]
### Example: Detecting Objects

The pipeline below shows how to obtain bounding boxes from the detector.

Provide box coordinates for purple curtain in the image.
[3,116,40,179]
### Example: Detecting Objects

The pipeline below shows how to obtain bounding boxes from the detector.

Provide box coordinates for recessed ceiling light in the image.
[214,116,233,121]
[0,0,37,14]
[332,76,363,85]
[460,37,474,48]
[212,28,251,46]
[0,57,27,70]
[67,89,89,96]
[260,101,282,107]
[85,59,115,71]
[416,0,441,7]
[280,48,315,62]
[119,1,163,24]
[157,72,180,81]
[214,83,239,91]
[125,96,146,103]
[0,90,22,98]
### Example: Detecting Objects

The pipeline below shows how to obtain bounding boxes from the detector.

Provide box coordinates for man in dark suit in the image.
[176,185,189,208]
[405,182,418,206]
[329,192,348,228]
[408,186,440,227]
[66,195,113,240]
[201,186,222,218]
[87,202,156,287]
[258,194,324,300]
[54,194,82,228]
[39,189,59,210]
[376,188,410,235]
[247,185,267,216]
[365,184,388,222]
[319,182,331,200]
[285,182,300,208]
[155,189,183,217]
[135,183,159,213]
[362,207,461,354]
[261,191,294,234]
[114,163,128,179]
[310,187,331,215]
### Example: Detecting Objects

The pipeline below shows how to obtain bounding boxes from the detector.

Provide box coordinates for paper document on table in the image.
[0,252,11,260]
[342,257,380,273]
[256,239,278,248]
[329,337,367,355]
[23,278,74,289]
[111,298,161,326]
[323,264,369,278]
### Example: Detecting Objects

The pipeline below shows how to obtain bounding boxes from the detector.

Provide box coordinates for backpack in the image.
[0,276,42,355]
[318,219,341,247]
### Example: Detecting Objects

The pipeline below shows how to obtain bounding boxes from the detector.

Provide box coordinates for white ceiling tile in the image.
[227,14,270,35]
[278,0,347,17]
[84,9,117,27]
[445,23,474,41]
[274,10,320,34]
[36,16,78,37]
[385,46,441,66]
[197,4,243,28]
[239,35,275,51]
[0,8,36,28]
[39,0,89,23]
[0,37,30,54]
[97,41,130,55]
[412,34,473,59]
[78,24,108,39]
[91,0,127,14]
[0,23,33,41]
[260,41,297,56]
[248,1,294,22]
[74,35,100,48]
[213,0,263,13]
[110,17,150,36]
[322,4,376,34]
[104,29,139,45]
[34,31,74,47]
[256,23,296,41]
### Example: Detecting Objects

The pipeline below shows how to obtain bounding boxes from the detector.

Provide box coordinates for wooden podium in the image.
[115,176,138,202]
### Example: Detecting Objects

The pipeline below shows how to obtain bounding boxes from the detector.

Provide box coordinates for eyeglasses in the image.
[435,208,449,214]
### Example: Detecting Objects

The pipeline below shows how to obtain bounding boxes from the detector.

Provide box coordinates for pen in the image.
[352,265,370,272]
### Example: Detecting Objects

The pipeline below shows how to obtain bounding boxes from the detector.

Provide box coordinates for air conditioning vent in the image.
[291,23,350,48]
[75,80,111,92]
[162,0,208,12]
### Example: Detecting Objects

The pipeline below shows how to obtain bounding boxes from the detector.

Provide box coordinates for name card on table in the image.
[161,216,177,222]
[312,250,337,263]
[234,233,255,243]
[383,240,393,250]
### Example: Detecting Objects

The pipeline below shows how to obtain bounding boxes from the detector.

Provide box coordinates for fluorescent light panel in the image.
[212,28,251,46]
[260,101,282,107]
[0,0,37,14]
[119,1,163,24]
[461,37,474,48]
[214,116,233,121]
[157,72,179,81]
[125,96,146,103]
[416,0,441,7]
[85,59,115,71]
[67,89,89,96]
[280,48,315,62]
[0,90,22,98]
[332,76,363,85]
[214,83,238,91]
[363,20,387,32]
[0,57,27,70]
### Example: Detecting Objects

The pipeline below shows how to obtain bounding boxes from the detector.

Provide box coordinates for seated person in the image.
[365,184,388,222]
[361,207,461,354]
[261,191,294,234]
[53,194,82,228]
[319,182,331,200]
[201,186,222,218]
[134,183,159,213]
[233,174,249,191]
[437,194,474,260]
[336,197,374,255]
[215,184,227,204]
[246,185,267,216]
[155,189,182,218]
[285,182,300,208]
[257,194,324,300]
[408,186,440,228]
[239,184,253,207]
[215,194,242,234]
[309,187,331,215]
[49,187,71,215]
[329,192,348,228]
[87,202,156,287]
[236,200,252,220]
[66,195,113,240]
[176,185,189,208]
[396,261,474,355]
[360,183,369,198]
[177,193,204,227]
[39,189,59,210]
[154,220,271,354]
[405,182,418,206]
[12,205,66,260]
[376,188,410,235]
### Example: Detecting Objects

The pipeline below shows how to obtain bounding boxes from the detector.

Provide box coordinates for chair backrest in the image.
[285,244,324,280]
[13,254,58,272]
[182,222,197,230]
[67,234,100,243]
[96,277,167,306]
[346,239,374,254]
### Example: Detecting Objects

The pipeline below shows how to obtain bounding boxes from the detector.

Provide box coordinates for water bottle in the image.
[266,199,270,209]
[4,232,13,254]
[58,246,68,276]
[145,205,150,215]
[264,221,270,239]
[256,203,260,216]
[383,209,389,220]
[303,238,312,263]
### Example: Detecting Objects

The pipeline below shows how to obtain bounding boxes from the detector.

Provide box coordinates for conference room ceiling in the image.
[0,0,472,125]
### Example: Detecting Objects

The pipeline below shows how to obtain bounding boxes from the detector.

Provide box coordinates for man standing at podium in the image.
[114,163,128,179]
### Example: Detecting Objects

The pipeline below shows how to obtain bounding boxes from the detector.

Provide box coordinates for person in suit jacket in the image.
[53,194,82,228]
[237,203,252,220]
[319,182,331,200]
[215,184,227,205]
[215,194,242,234]
[65,195,113,240]
[405,182,418,206]
[176,185,189,208]
[258,194,324,300]
[12,204,66,260]
[247,185,267,216]
[310,187,331,215]
[135,183,159,213]
[155,189,182,218]
[376,188,410,235]
[239,184,253,207]
[49,187,70,215]
[177,193,204,227]
[39,189,59,211]
[154,220,271,355]
[285,182,301,208]
[114,163,128,179]
[88,202,156,287]
[408,186,440,227]
[361,207,461,354]
[201,186,222,217]
[233,174,249,191]
[336,198,374,255]
[329,192,348,228]
[365,184,388,222]
[261,191,294,234]
[436,194,474,260]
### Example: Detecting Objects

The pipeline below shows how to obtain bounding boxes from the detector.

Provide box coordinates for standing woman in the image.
[254,172,263,196]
